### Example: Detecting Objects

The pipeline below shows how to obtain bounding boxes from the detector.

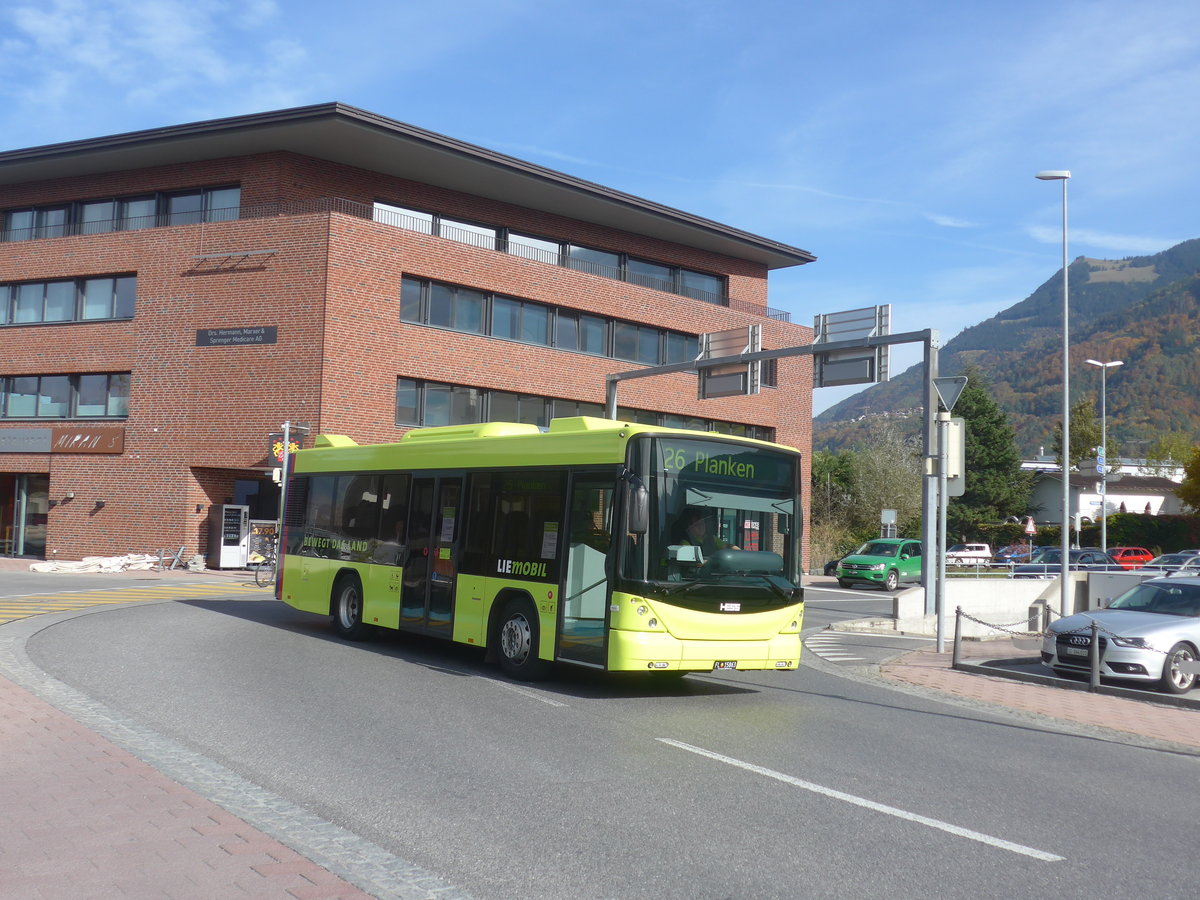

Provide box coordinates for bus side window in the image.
[461,475,494,574]
[339,474,380,540]
[378,475,409,540]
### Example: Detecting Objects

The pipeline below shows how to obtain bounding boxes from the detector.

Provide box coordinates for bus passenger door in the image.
[401,476,462,636]
[558,475,613,667]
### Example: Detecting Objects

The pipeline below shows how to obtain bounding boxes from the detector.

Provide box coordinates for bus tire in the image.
[496,598,551,681]
[331,573,372,642]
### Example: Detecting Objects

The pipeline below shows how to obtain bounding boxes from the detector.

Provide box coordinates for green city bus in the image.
[277,416,804,679]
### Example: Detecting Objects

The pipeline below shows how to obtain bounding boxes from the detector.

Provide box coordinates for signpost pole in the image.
[937,411,949,653]
[931,375,968,653]
[277,420,293,551]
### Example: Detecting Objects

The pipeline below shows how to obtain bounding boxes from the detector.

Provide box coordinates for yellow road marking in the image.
[0,582,267,625]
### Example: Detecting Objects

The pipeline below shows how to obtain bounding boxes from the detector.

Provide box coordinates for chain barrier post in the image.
[952,606,963,667]
[1089,620,1101,691]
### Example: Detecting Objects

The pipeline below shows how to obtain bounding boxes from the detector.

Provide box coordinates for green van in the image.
[836,538,922,591]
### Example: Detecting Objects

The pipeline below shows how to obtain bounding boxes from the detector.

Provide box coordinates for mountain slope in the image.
[814,238,1200,455]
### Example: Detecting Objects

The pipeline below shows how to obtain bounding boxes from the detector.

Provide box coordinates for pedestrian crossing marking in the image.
[0,582,266,625]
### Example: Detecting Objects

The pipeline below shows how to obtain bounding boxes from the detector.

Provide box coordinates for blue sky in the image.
[2,0,1197,413]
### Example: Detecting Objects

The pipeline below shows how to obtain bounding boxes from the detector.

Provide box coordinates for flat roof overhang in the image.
[0,102,815,270]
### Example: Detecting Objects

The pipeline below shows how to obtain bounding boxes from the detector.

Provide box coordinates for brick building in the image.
[0,103,815,564]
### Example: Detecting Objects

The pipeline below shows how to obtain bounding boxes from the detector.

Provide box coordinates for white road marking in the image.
[481,676,568,707]
[657,738,1063,862]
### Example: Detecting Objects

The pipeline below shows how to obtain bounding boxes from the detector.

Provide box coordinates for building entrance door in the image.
[0,473,49,558]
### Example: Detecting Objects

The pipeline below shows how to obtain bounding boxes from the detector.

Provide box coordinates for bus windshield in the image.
[627,435,800,596]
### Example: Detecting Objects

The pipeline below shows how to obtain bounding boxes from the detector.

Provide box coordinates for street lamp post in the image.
[1037,170,1071,614]
[1086,358,1123,553]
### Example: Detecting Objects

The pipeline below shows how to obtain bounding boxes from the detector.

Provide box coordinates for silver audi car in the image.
[1042,576,1200,694]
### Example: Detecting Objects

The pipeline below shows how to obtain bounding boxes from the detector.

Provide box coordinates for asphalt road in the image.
[16,584,1200,899]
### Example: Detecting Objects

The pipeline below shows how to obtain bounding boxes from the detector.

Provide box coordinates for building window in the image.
[679,269,724,304]
[489,391,549,426]
[373,203,728,306]
[373,202,433,234]
[1,372,130,419]
[36,207,68,239]
[0,185,239,241]
[761,358,778,388]
[506,232,560,265]
[566,244,620,279]
[664,332,699,365]
[550,398,607,419]
[395,377,770,440]
[613,321,660,365]
[396,378,481,427]
[76,373,130,416]
[401,275,696,367]
[80,200,115,235]
[438,216,498,251]
[554,309,607,355]
[118,196,157,231]
[493,295,550,345]
[627,257,674,293]
[428,282,486,334]
[3,210,33,242]
[1,275,135,326]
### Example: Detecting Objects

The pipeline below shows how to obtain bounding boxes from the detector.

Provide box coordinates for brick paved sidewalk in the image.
[0,672,374,900]
[882,638,1200,750]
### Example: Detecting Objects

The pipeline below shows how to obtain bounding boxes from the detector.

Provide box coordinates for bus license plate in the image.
[714,661,737,670]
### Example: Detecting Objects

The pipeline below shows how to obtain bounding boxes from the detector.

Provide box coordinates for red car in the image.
[1107,546,1154,570]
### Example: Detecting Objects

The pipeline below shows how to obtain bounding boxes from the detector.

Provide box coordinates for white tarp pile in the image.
[29,553,160,574]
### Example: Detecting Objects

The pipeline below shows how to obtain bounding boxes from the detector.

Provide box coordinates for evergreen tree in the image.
[947,367,1033,539]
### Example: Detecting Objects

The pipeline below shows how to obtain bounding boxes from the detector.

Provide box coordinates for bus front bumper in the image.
[608,629,802,673]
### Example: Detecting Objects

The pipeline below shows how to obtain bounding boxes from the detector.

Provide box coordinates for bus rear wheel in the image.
[332,574,372,641]
[497,599,551,681]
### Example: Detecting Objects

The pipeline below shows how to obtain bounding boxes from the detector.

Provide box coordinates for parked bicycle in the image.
[251,537,277,588]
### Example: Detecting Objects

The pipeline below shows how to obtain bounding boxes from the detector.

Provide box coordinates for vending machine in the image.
[208,504,250,569]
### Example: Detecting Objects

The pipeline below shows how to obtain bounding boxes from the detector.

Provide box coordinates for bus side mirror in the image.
[778,514,790,536]
[627,482,649,535]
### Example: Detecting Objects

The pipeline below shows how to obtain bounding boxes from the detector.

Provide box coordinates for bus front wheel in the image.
[332,574,372,642]
[497,599,551,681]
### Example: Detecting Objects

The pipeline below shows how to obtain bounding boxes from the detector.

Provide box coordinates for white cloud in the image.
[0,0,310,131]
[1026,225,1184,256]
[923,213,976,229]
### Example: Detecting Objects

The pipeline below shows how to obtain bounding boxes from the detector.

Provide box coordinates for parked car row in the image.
[823,541,1200,590]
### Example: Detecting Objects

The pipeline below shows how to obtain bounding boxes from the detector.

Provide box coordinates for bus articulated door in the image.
[401,476,462,636]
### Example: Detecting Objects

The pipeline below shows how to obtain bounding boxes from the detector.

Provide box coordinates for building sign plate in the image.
[51,426,125,454]
[0,426,125,454]
[0,427,52,453]
[196,326,278,347]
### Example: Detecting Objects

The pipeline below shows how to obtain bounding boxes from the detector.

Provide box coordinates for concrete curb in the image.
[955,658,1200,711]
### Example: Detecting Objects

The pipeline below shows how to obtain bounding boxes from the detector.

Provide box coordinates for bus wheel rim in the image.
[340,588,359,628]
[501,614,531,664]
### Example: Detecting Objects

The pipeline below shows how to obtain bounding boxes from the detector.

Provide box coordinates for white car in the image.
[1041,576,1200,694]
[944,543,992,566]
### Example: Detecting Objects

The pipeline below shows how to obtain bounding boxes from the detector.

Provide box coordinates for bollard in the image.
[952,606,963,668]
[1089,620,1101,691]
